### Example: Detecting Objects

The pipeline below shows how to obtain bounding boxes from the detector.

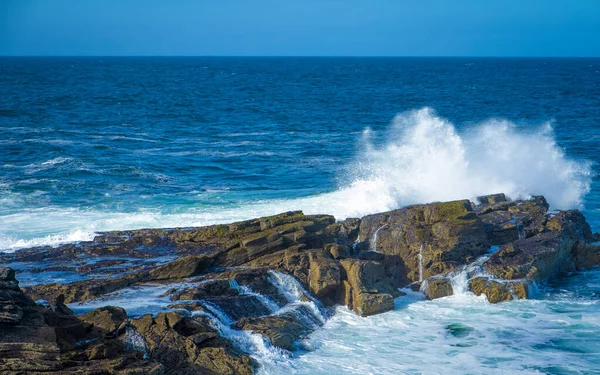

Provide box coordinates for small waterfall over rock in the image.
[267,270,327,324]
[371,224,387,252]
[239,285,280,313]
[229,279,240,291]
[192,308,289,362]
[447,255,491,295]
[418,244,424,282]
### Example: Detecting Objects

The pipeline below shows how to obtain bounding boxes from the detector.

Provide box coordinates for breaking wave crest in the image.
[0,108,592,251]
[331,107,592,215]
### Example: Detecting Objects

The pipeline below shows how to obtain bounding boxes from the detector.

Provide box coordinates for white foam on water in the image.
[268,270,326,324]
[192,308,292,366]
[239,285,281,313]
[254,269,600,374]
[67,280,209,317]
[0,108,592,252]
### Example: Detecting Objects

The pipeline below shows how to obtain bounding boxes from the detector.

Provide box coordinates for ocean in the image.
[1,57,599,374]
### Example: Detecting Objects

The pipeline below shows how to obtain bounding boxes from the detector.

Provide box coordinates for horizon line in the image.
[1,55,600,59]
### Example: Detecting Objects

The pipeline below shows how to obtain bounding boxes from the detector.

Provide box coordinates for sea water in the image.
[1,57,599,374]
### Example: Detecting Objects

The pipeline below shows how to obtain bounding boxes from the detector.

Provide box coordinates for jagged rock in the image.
[421,277,453,299]
[485,232,575,281]
[545,210,593,242]
[130,312,255,375]
[212,212,336,268]
[485,209,591,282]
[339,259,400,316]
[469,277,529,303]
[79,306,127,336]
[359,200,489,284]
[476,196,549,245]
[148,254,212,280]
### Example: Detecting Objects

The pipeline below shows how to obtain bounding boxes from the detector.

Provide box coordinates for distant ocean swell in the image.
[0,108,592,252]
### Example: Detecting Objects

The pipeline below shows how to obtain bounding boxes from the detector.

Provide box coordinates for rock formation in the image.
[1,194,598,374]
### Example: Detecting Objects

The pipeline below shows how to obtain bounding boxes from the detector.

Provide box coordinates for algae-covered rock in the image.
[468,277,529,303]
[79,306,127,336]
[421,277,453,300]
[339,259,400,316]
[359,199,489,284]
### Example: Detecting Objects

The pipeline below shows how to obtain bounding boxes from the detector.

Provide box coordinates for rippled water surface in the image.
[1,57,600,374]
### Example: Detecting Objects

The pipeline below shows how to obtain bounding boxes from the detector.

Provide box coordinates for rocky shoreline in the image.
[1,193,598,374]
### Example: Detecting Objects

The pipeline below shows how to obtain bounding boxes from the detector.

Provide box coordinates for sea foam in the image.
[0,108,592,252]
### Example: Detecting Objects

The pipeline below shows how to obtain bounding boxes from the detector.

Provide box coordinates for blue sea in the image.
[1,57,599,374]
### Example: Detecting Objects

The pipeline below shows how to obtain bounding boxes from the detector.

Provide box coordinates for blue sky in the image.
[1,0,599,56]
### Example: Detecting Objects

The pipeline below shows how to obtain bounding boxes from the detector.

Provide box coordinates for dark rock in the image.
[356,250,385,261]
[149,254,212,280]
[233,308,314,351]
[131,312,255,375]
[477,196,550,245]
[204,295,272,321]
[485,232,575,281]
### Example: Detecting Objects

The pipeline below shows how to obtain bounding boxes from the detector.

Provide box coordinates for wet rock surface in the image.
[359,199,490,284]
[1,196,599,372]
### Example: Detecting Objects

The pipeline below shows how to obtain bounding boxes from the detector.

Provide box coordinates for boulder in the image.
[79,306,127,336]
[421,277,453,300]
[469,277,529,303]
[339,259,400,316]
[359,200,489,284]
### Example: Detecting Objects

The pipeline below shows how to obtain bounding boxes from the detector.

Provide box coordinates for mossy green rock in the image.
[359,199,489,285]
[469,277,529,303]
[422,277,453,300]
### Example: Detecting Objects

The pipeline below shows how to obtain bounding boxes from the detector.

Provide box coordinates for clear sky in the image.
[1,0,599,57]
